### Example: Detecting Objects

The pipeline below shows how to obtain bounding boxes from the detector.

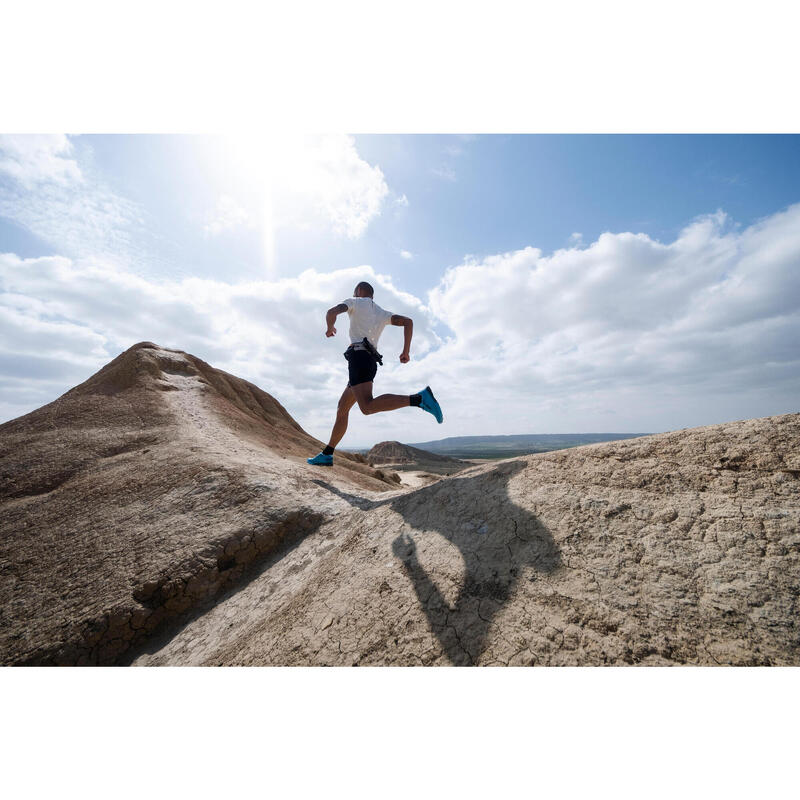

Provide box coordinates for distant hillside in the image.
[406,432,650,459]
[367,441,465,470]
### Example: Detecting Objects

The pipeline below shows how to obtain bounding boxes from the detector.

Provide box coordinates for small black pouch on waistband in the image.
[344,338,383,366]
[360,337,383,365]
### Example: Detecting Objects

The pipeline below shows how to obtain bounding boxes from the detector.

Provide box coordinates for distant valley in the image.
[350,432,651,460]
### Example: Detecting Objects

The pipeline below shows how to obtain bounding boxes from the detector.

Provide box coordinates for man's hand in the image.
[390,314,413,362]
[392,533,416,561]
[326,303,348,337]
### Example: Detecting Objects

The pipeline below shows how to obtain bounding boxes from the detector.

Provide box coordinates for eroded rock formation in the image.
[0,342,398,665]
[133,415,800,666]
[367,440,466,468]
[2,343,798,666]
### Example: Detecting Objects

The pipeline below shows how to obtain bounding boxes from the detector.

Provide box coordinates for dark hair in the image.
[355,281,374,297]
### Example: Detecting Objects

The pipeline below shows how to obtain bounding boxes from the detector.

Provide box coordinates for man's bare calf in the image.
[325,382,409,451]
[326,385,357,450]
[350,381,410,415]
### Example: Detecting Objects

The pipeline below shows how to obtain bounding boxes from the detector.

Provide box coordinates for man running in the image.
[307,280,443,467]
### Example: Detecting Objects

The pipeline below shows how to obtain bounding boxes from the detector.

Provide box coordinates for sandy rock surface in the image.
[2,343,798,666]
[0,342,400,665]
[394,470,443,489]
[133,413,800,666]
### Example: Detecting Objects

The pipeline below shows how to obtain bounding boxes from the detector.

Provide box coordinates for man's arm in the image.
[390,314,413,362]
[326,303,348,337]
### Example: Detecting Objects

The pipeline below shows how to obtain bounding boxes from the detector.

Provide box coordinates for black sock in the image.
[322,445,334,455]
[409,394,422,407]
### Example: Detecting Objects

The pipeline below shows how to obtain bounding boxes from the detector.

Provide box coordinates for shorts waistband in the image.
[345,337,383,365]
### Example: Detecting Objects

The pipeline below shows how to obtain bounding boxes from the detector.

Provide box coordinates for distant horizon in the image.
[337,409,799,451]
[338,427,670,452]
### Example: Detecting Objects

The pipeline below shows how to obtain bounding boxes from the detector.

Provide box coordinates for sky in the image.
[1,133,799,447]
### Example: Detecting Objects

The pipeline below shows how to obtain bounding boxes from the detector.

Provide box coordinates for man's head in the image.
[354,281,374,298]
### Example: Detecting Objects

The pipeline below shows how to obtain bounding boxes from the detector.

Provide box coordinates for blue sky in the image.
[1,133,799,446]
[7,134,800,292]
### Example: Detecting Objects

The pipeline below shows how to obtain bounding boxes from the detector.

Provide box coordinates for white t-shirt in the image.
[341,297,394,349]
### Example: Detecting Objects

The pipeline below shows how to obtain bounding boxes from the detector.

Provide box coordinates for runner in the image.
[307,281,443,467]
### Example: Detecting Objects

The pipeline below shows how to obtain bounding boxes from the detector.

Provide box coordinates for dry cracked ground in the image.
[1,343,798,666]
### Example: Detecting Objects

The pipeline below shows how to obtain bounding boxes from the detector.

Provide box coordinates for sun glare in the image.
[212,133,329,277]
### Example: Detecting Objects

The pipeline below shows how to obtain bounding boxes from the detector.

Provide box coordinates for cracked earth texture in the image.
[0,342,398,665]
[2,343,798,666]
[138,417,799,666]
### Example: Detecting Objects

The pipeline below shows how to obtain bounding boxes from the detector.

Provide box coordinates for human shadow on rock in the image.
[313,460,560,665]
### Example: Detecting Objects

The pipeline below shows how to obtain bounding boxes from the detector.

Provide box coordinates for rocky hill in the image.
[0,342,399,666]
[2,343,798,666]
[367,440,466,470]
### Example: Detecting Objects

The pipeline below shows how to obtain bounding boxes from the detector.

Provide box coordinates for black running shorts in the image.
[345,349,378,387]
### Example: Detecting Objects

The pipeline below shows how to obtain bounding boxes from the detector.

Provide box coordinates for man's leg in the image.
[351,381,411,415]
[326,385,358,449]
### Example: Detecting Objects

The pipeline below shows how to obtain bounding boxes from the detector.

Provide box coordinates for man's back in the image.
[342,296,393,349]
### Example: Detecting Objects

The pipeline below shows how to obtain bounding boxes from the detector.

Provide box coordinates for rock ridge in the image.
[0,342,400,665]
[2,342,798,666]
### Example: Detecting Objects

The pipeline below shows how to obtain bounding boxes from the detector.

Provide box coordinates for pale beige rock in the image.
[0,342,399,665]
[2,343,798,666]
[133,413,800,667]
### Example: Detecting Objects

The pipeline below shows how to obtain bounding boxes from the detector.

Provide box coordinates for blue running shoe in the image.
[307,452,333,466]
[418,385,443,423]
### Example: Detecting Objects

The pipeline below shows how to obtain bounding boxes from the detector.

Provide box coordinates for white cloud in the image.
[307,135,388,239]
[443,144,465,158]
[204,195,252,237]
[224,133,389,241]
[400,250,414,260]
[0,135,144,263]
[0,254,441,444]
[3,204,799,445]
[569,232,583,247]
[432,138,472,183]
[0,135,82,187]
[396,193,409,207]
[431,165,457,182]
[425,204,800,434]
[1,134,389,282]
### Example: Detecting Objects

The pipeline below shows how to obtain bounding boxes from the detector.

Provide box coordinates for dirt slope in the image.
[133,413,800,666]
[0,342,400,665]
[3,342,798,666]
